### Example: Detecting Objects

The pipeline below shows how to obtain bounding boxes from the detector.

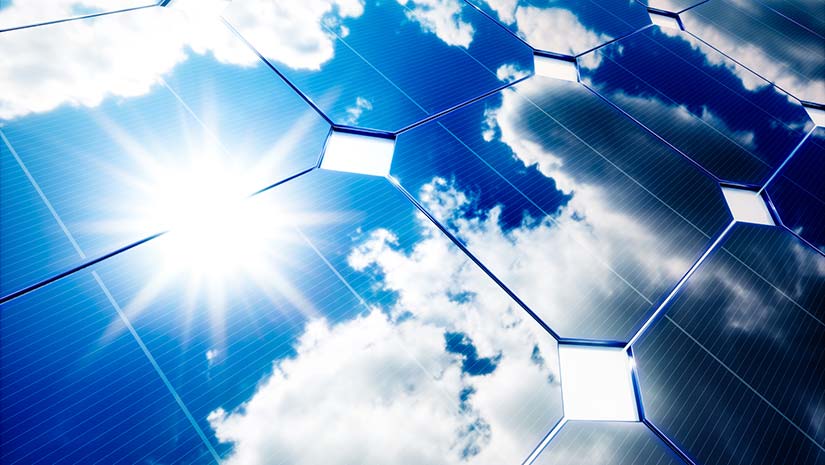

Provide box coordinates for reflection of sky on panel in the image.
[82,169,563,465]
[0,0,156,30]
[222,0,533,131]
[768,127,825,253]
[580,26,813,185]
[0,6,328,296]
[635,224,825,465]
[534,421,683,465]
[681,0,825,103]
[0,272,212,465]
[465,0,650,55]
[393,73,730,341]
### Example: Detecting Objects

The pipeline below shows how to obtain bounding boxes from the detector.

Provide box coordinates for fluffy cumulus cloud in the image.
[208,210,560,463]
[0,0,363,120]
[678,1,825,102]
[398,0,475,48]
[481,1,610,58]
[475,79,694,335]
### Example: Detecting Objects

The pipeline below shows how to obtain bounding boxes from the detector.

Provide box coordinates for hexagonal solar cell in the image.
[222,0,533,132]
[634,224,825,465]
[465,0,651,57]
[680,0,825,104]
[3,2,825,465]
[0,6,329,297]
[1,169,564,464]
[392,73,731,341]
[579,26,814,186]
[767,127,825,253]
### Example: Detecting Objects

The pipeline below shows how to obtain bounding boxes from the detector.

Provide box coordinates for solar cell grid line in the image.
[2,1,824,464]
[578,23,814,186]
[0,126,223,463]
[0,1,159,33]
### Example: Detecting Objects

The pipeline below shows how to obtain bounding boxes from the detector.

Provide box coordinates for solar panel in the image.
[1,1,823,464]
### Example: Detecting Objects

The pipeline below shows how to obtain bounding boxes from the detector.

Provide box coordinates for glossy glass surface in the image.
[768,127,825,253]
[0,6,329,294]
[3,169,563,464]
[580,26,813,185]
[223,0,532,131]
[465,0,651,55]
[393,74,730,341]
[2,3,824,465]
[635,224,825,465]
[681,0,825,103]
[534,421,683,465]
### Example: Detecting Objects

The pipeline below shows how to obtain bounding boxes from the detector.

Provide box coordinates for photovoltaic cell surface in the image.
[1,1,823,464]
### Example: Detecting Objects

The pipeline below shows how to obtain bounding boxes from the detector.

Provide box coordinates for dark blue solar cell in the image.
[534,421,686,465]
[681,0,825,103]
[223,0,533,131]
[579,26,813,185]
[0,272,213,465]
[465,0,651,56]
[393,74,730,341]
[0,7,328,298]
[768,127,825,253]
[635,224,825,465]
[80,169,563,464]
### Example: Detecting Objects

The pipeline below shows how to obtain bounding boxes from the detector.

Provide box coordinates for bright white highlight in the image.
[648,11,681,30]
[803,105,825,127]
[558,345,639,421]
[533,54,578,82]
[721,186,774,226]
[320,131,395,177]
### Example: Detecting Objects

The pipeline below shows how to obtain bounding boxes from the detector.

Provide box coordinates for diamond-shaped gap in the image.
[721,186,775,226]
[802,103,825,127]
[533,53,578,82]
[320,129,396,177]
[558,344,640,421]
[648,10,682,30]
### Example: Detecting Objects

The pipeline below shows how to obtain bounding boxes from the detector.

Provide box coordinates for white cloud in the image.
[0,0,364,120]
[480,2,610,60]
[679,4,825,103]
[398,0,475,48]
[222,0,364,70]
[495,63,529,83]
[472,80,693,335]
[0,0,149,30]
[343,96,373,124]
[209,206,561,464]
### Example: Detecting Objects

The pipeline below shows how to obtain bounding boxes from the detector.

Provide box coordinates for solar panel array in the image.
[1,1,823,464]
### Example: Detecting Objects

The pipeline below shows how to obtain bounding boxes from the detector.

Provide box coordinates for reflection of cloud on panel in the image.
[398,0,475,48]
[0,0,364,119]
[343,96,374,124]
[209,212,560,464]
[480,1,610,61]
[474,80,693,330]
[680,0,825,103]
[223,0,364,70]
